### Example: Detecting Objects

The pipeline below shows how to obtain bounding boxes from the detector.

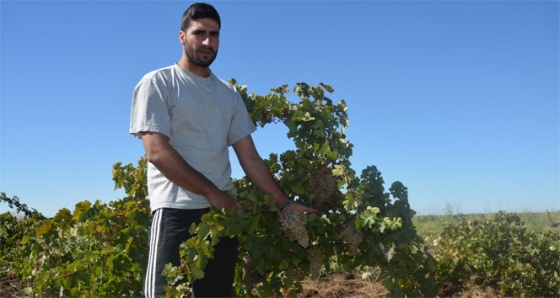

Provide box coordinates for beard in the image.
[184,43,218,68]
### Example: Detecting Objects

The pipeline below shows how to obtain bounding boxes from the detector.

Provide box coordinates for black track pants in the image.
[143,208,239,298]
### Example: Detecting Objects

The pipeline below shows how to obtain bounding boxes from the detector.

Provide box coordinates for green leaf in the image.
[332,165,344,176]
[22,234,32,244]
[35,220,52,236]
[196,223,210,240]
[320,83,334,93]
[320,141,330,156]
[190,265,205,280]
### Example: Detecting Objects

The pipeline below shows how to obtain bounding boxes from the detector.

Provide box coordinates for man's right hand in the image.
[207,189,243,211]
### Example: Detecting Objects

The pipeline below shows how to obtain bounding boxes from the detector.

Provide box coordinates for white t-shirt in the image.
[130,64,256,211]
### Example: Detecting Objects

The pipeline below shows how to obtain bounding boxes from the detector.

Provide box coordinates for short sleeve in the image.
[129,73,172,138]
[227,91,257,145]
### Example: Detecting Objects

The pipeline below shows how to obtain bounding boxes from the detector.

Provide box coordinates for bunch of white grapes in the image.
[341,224,363,255]
[310,164,337,206]
[307,246,324,279]
[279,210,309,248]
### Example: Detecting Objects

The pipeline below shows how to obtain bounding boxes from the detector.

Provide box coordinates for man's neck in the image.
[177,57,210,77]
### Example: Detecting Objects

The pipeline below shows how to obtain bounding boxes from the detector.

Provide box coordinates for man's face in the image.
[180,18,220,68]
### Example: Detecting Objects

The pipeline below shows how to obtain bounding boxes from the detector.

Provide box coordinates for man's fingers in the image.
[287,203,318,214]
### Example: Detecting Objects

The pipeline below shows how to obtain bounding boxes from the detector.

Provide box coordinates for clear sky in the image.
[1,0,558,217]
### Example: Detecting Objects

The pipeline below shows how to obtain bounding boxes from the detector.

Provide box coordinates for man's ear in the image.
[179,30,185,45]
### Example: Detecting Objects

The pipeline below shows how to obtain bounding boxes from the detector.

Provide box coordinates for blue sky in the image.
[1,1,558,217]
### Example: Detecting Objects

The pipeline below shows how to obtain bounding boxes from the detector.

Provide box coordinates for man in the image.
[129,3,317,297]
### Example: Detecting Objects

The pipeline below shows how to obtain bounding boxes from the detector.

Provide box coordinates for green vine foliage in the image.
[1,82,436,297]
[6,159,151,297]
[164,82,437,297]
[1,193,45,220]
[1,193,45,284]
[434,211,560,297]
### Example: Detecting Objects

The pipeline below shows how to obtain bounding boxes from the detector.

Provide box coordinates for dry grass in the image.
[299,273,510,298]
[449,284,503,298]
[298,272,388,298]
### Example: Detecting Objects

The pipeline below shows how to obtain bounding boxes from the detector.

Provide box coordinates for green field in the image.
[413,210,560,249]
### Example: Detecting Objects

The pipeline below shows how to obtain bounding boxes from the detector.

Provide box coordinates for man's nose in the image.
[202,35,211,46]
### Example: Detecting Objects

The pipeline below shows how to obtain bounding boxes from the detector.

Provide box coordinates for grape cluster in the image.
[310,164,338,206]
[307,246,324,279]
[341,225,363,255]
[279,210,309,248]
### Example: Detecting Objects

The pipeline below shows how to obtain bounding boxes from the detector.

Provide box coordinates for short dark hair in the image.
[181,3,221,31]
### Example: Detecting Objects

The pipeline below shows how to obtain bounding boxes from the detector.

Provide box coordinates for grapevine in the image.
[1,81,438,297]
[172,81,438,297]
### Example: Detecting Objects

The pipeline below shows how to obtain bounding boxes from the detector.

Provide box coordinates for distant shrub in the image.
[433,211,560,297]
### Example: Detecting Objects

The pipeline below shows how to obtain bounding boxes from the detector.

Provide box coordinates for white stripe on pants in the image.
[144,209,162,298]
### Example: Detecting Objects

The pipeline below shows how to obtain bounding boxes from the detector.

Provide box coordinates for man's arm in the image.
[232,135,317,213]
[141,131,242,210]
